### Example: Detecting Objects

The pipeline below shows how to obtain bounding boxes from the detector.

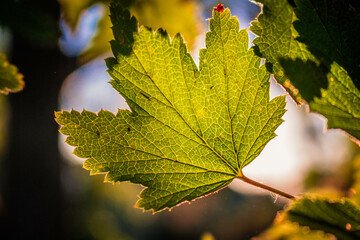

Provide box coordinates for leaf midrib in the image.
[217,12,240,173]
[127,33,238,174]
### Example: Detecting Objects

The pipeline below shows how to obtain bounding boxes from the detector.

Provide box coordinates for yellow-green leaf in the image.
[56,4,286,212]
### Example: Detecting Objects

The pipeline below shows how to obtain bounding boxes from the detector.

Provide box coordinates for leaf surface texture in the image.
[56,3,285,211]
[285,195,360,240]
[251,0,360,141]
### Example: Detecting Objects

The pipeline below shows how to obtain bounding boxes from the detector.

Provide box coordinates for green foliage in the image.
[256,151,360,240]
[285,60,360,141]
[254,219,334,240]
[56,3,286,212]
[250,0,315,102]
[293,0,360,88]
[251,2,360,236]
[284,194,360,240]
[56,1,360,238]
[130,0,202,51]
[0,53,24,95]
[251,0,360,141]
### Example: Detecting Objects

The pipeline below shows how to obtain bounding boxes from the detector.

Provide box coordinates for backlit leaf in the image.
[56,3,286,212]
[284,194,360,240]
[250,0,315,103]
[251,0,360,141]
[255,219,334,240]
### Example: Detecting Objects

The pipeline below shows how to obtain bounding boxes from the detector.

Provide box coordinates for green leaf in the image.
[0,53,24,94]
[129,0,202,51]
[280,59,360,141]
[251,0,360,141]
[293,0,360,89]
[250,0,315,103]
[56,4,286,211]
[289,0,360,140]
[255,219,334,240]
[284,194,360,240]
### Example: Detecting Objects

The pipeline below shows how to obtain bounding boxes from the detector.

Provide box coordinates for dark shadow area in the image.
[252,46,274,76]
[156,28,169,39]
[109,2,137,57]
[0,0,58,47]
[287,0,296,8]
[293,0,360,91]
[252,45,263,58]
[279,58,328,102]
[0,0,77,239]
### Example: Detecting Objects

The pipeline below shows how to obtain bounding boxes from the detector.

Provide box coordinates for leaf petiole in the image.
[237,173,295,200]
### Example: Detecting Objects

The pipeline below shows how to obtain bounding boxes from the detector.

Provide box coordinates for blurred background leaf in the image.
[254,218,335,240]
[255,141,360,239]
[293,0,360,90]
[284,194,360,240]
[251,0,360,142]
[59,0,203,64]
[59,0,109,28]
[0,53,24,95]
